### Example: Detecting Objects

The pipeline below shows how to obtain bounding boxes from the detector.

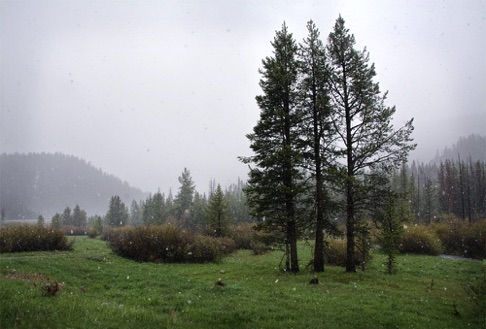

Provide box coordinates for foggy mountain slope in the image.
[430,134,486,164]
[0,153,147,219]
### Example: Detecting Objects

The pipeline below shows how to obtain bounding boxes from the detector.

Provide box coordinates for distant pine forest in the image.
[0,134,484,225]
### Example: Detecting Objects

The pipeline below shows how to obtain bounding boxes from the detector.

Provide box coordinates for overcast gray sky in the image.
[1,0,485,193]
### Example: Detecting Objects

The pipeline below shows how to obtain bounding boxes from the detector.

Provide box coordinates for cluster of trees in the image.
[240,16,415,273]
[103,168,251,237]
[391,157,486,224]
[51,205,88,228]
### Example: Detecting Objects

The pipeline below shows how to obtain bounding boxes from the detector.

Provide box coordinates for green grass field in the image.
[0,236,484,328]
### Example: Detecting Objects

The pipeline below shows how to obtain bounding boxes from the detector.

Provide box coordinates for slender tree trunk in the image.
[312,68,325,272]
[343,66,356,273]
[346,178,356,272]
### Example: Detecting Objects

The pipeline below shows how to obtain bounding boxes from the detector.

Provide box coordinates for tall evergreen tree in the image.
[298,20,335,272]
[62,207,72,226]
[72,204,87,227]
[326,16,415,272]
[240,22,304,272]
[105,195,129,227]
[205,184,230,237]
[130,199,143,226]
[174,168,196,230]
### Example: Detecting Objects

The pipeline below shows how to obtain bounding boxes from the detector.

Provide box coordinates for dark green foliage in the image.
[71,205,87,227]
[398,225,443,255]
[298,20,334,273]
[105,195,129,227]
[104,225,236,263]
[326,16,415,272]
[0,225,73,253]
[174,168,196,230]
[205,184,230,237]
[143,192,168,225]
[374,195,404,274]
[50,213,62,229]
[240,22,305,273]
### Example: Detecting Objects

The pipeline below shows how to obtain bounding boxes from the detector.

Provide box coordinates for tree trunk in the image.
[313,168,325,272]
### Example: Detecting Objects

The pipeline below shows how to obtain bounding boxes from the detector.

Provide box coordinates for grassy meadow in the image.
[0,236,484,329]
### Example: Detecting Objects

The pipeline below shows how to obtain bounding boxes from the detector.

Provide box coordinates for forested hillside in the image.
[0,153,146,219]
[431,134,485,164]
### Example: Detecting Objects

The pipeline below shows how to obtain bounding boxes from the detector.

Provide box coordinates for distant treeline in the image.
[392,157,486,223]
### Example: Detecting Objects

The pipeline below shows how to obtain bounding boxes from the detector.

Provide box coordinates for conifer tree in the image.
[326,16,415,272]
[174,168,196,230]
[240,22,304,272]
[105,195,129,227]
[298,20,335,272]
[205,184,229,237]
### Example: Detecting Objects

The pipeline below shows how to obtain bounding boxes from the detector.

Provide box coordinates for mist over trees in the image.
[0,153,146,219]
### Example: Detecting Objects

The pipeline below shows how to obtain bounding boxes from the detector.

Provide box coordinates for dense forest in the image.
[395,134,486,223]
[0,153,146,219]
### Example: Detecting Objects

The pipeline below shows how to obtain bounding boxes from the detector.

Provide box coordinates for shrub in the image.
[59,226,87,236]
[324,239,364,267]
[230,224,256,250]
[188,236,236,263]
[0,225,74,253]
[105,225,236,263]
[86,227,98,238]
[229,224,273,255]
[398,225,443,255]
[431,220,486,260]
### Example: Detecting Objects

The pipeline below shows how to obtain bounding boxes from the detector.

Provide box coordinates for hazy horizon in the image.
[1,0,485,194]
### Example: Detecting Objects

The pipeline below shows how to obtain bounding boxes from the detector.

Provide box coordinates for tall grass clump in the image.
[104,225,236,263]
[398,225,443,255]
[0,225,74,253]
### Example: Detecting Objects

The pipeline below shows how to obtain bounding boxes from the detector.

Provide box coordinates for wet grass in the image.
[0,237,484,328]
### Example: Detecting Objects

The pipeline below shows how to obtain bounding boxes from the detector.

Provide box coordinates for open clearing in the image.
[0,237,484,328]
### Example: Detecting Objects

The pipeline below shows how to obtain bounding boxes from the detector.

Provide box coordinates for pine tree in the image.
[72,205,87,227]
[62,207,72,227]
[130,199,143,226]
[174,168,196,230]
[298,20,334,272]
[240,22,304,272]
[51,213,62,229]
[105,195,129,227]
[326,16,415,272]
[205,184,230,237]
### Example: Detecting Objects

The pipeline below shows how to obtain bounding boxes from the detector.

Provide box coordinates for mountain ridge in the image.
[0,152,147,219]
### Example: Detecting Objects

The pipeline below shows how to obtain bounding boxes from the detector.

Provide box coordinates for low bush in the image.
[0,225,74,253]
[230,224,257,250]
[104,225,236,263]
[399,225,443,255]
[229,224,272,255]
[433,220,486,260]
[324,238,364,267]
[59,226,87,236]
[188,236,236,263]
